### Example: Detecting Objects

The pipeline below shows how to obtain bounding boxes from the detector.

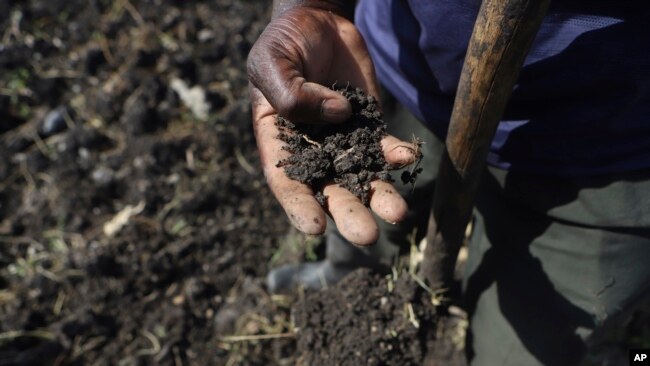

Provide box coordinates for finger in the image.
[252,92,327,235]
[323,184,379,246]
[270,174,327,235]
[368,180,408,225]
[381,135,419,167]
[260,133,327,235]
[247,20,351,124]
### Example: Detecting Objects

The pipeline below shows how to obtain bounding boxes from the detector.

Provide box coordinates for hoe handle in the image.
[420,0,550,292]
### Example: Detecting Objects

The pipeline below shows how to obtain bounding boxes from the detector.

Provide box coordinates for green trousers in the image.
[465,166,650,365]
[326,92,650,365]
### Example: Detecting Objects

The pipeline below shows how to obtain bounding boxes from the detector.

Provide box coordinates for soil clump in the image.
[276,84,398,206]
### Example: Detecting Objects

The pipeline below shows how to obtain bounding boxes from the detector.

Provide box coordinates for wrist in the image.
[272,0,356,20]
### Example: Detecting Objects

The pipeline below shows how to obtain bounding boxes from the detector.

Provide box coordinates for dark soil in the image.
[277,84,394,206]
[294,268,466,366]
[0,1,295,365]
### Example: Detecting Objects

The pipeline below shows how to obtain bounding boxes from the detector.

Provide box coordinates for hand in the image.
[248,7,417,246]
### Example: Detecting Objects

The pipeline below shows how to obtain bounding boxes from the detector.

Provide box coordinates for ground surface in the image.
[1,1,293,364]
[294,268,466,366]
[0,1,453,365]
[0,1,647,366]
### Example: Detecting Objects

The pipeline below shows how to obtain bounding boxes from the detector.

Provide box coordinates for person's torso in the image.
[356,0,650,175]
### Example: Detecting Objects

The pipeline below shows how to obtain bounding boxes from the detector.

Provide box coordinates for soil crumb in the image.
[276,84,395,206]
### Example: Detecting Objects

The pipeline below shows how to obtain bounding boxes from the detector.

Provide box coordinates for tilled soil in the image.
[294,268,466,366]
[295,269,435,366]
[0,1,451,365]
[0,1,296,365]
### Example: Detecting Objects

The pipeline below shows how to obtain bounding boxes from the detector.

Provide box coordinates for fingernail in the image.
[321,99,351,123]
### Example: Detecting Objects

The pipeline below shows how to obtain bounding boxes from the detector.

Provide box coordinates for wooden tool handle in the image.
[420,0,550,292]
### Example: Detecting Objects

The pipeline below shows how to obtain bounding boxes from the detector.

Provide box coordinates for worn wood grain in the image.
[420,0,551,293]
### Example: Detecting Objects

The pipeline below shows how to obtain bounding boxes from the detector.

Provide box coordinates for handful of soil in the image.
[276,83,419,206]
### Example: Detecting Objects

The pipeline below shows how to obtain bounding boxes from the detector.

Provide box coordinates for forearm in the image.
[272,0,356,20]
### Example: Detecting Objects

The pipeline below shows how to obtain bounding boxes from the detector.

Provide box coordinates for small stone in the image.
[197,29,215,43]
[91,166,114,186]
[40,106,68,137]
[172,295,185,305]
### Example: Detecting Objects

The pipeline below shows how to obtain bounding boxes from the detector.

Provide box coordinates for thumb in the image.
[246,18,352,124]
[248,52,352,124]
[277,78,352,124]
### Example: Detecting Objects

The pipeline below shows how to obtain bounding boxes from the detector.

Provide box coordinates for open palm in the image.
[248,8,416,246]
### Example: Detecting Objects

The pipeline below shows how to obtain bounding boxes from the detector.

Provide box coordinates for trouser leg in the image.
[464,167,650,365]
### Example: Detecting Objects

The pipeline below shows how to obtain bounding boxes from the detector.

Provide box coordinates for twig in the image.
[122,0,146,26]
[406,303,420,329]
[333,147,354,165]
[53,291,66,315]
[185,149,195,170]
[408,271,446,298]
[408,228,425,275]
[234,146,256,175]
[37,267,63,283]
[78,336,106,355]
[32,68,82,79]
[136,329,162,356]
[218,332,295,342]
[0,329,55,343]
[300,134,321,148]
[0,87,33,97]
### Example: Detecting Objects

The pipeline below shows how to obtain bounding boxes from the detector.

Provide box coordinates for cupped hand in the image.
[248,7,417,246]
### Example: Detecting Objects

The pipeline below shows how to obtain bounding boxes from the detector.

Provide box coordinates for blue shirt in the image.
[356,0,650,175]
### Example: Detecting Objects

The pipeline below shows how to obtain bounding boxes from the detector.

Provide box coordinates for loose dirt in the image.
[276,84,421,206]
[0,1,294,365]
[294,268,466,366]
